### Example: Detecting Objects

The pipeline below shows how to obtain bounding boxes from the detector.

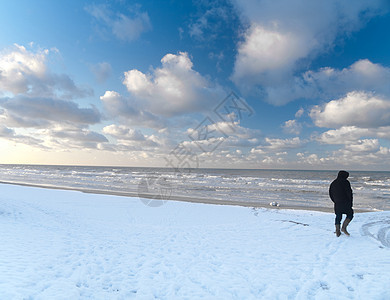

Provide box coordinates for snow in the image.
[1,183,389,299]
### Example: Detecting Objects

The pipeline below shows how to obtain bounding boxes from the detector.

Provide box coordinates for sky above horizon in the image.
[1,0,390,170]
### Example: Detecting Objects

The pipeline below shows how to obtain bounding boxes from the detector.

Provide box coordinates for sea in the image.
[0,164,389,211]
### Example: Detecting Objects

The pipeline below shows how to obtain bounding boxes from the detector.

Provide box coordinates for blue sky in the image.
[0,0,390,170]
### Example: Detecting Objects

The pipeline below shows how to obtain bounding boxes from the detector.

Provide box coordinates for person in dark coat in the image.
[329,170,354,237]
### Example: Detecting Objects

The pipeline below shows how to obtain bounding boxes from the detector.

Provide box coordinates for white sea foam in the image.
[0,165,389,210]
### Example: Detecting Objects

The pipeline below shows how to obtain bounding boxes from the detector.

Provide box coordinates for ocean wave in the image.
[0,165,389,210]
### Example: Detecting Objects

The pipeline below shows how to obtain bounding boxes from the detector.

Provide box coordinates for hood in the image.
[337,170,349,179]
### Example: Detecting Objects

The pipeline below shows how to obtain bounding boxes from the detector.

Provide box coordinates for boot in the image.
[335,224,341,237]
[341,218,351,236]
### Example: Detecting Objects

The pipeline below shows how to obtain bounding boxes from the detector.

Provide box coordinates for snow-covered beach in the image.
[1,183,389,299]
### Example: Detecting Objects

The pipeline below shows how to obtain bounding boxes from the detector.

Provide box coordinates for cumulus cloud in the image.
[295,108,304,118]
[248,137,304,164]
[0,44,103,150]
[200,120,261,139]
[263,137,303,150]
[302,59,390,101]
[100,90,164,129]
[317,126,390,145]
[180,120,260,156]
[0,96,104,150]
[86,4,151,41]
[101,52,225,128]
[103,124,146,141]
[102,124,162,151]
[310,91,390,160]
[317,126,370,144]
[296,153,324,166]
[250,147,265,155]
[297,146,390,168]
[46,126,108,150]
[103,124,160,146]
[232,23,309,87]
[0,44,92,98]
[345,139,380,152]
[122,52,224,117]
[231,0,387,105]
[253,58,390,106]
[322,145,390,168]
[310,91,390,128]
[0,96,101,128]
[282,119,302,135]
[0,44,46,94]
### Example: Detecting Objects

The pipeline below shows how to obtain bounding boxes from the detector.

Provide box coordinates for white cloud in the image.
[247,137,305,166]
[86,4,151,41]
[323,145,390,168]
[0,123,107,150]
[103,124,160,147]
[311,91,390,161]
[232,23,309,88]
[296,153,324,165]
[254,58,390,106]
[282,119,302,135]
[303,59,390,100]
[261,156,286,165]
[0,44,91,98]
[317,126,370,144]
[317,126,390,145]
[0,44,103,151]
[250,147,265,155]
[0,96,104,150]
[47,126,108,149]
[250,137,304,158]
[295,108,304,118]
[204,120,261,139]
[0,95,101,128]
[264,137,303,150]
[231,0,387,105]
[102,124,164,151]
[182,120,261,155]
[103,124,146,141]
[305,60,390,160]
[100,90,164,129]
[310,91,390,128]
[345,139,380,152]
[122,52,225,117]
[0,44,46,94]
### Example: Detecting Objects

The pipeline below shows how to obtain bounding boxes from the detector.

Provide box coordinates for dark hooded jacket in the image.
[329,171,353,214]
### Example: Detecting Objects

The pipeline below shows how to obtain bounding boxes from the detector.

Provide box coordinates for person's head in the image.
[337,170,349,179]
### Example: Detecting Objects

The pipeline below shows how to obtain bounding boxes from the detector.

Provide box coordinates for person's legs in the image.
[335,213,342,237]
[346,209,354,221]
[342,209,353,236]
[335,213,342,225]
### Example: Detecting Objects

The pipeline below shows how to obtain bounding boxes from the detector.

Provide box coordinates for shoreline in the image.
[0,180,375,213]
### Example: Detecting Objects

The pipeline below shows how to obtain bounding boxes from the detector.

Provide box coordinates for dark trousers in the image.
[335,209,354,225]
